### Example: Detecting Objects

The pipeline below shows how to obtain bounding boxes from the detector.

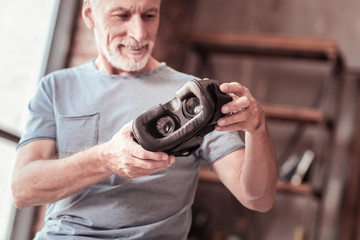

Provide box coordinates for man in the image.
[11,0,278,239]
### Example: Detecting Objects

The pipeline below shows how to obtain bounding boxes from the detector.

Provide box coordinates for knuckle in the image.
[143,162,152,169]
[137,151,147,160]
[127,144,134,157]
[123,168,135,178]
[116,162,126,171]
[127,174,137,179]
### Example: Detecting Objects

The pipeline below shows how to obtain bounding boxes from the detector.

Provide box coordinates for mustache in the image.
[118,39,148,49]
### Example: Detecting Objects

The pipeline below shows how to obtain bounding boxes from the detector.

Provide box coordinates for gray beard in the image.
[94,30,152,72]
[103,44,152,72]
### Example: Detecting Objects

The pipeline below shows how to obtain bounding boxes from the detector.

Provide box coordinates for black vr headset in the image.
[132,78,232,157]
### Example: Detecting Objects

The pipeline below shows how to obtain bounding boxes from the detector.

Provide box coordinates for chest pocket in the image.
[56,113,100,157]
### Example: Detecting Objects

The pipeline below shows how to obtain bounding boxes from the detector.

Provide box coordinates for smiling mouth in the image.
[127,45,146,50]
[121,44,148,56]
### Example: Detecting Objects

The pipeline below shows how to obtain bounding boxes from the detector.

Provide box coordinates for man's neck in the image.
[94,56,160,76]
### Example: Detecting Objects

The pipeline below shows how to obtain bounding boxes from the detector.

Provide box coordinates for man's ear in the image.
[82,0,95,29]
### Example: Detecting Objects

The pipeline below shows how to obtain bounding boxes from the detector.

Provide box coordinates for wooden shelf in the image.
[188,32,343,62]
[199,170,312,195]
[276,180,312,195]
[262,103,325,124]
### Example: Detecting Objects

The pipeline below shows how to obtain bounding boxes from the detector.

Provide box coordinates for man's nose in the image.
[127,16,147,41]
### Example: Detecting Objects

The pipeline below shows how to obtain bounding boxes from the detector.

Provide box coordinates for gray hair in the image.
[85,0,97,6]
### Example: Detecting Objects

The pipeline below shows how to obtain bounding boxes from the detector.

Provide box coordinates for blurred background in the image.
[1,0,360,239]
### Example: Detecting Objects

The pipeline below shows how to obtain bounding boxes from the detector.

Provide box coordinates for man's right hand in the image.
[99,121,176,178]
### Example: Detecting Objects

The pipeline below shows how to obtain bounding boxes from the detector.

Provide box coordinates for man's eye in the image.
[117,13,130,19]
[142,14,156,20]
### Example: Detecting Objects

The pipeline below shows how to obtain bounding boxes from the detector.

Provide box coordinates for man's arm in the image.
[212,82,278,212]
[212,125,277,212]
[11,122,175,209]
[11,139,111,209]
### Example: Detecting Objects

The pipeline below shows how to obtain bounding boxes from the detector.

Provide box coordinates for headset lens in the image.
[156,116,175,137]
[185,97,201,116]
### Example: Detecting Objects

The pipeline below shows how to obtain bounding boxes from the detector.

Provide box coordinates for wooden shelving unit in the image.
[189,31,345,240]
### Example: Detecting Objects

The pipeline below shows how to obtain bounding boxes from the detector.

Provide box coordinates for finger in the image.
[127,163,175,178]
[130,143,172,161]
[146,163,176,175]
[220,82,248,95]
[215,122,246,132]
[132,156,176,170]
[115,155,175,178]
[217,111,248,127]
[221,96,250,114]
[128,122,172,161]
[120,121,134,136]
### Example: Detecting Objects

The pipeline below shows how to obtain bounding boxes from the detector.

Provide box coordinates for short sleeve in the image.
[195,130,245,168]
[17,77,56,148]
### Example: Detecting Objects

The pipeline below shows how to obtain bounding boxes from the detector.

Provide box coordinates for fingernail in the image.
[170,156,176,164]
[162,154,169,160]
[218,119,226,126]
[222,105,230,113]
[220,84,228,91]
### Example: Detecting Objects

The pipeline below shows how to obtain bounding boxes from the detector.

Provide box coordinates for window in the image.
[0,0,59,239]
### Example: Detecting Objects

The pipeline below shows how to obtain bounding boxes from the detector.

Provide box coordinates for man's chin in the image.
[110,56,149,72]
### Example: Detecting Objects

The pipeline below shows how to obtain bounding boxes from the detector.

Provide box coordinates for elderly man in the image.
[11,0,277,239]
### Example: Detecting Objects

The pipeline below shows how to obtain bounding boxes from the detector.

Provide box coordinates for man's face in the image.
[90,0,161,72]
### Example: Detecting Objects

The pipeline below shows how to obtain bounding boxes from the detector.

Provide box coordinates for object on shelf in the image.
[279,150,315,185]
[291,150,315,186]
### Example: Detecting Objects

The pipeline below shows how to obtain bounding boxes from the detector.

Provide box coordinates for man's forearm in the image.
[11,121,175,209]
[11,143,112,209]
[241,124,278,210]
[213,124,278,212]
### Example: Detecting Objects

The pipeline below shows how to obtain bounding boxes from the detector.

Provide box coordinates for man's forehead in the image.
[97,0,161,10]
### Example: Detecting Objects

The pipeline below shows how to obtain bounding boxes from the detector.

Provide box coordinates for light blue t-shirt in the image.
[19,60,245,240]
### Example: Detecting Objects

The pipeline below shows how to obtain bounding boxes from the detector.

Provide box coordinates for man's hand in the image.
[216,82,265,133]
[100,121,176,178]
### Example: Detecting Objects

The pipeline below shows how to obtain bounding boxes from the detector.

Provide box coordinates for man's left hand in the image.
[216,82,265,133]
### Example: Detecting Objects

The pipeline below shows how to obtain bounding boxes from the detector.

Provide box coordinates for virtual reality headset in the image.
[132,78,232,157]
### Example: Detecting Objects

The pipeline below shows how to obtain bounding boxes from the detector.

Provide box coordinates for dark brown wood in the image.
[152,0,196,70]
[0,128,20,143]
[188,32,342,62]
[339,80,360,240]
[276,181,312,195]
[262,103,324,124]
